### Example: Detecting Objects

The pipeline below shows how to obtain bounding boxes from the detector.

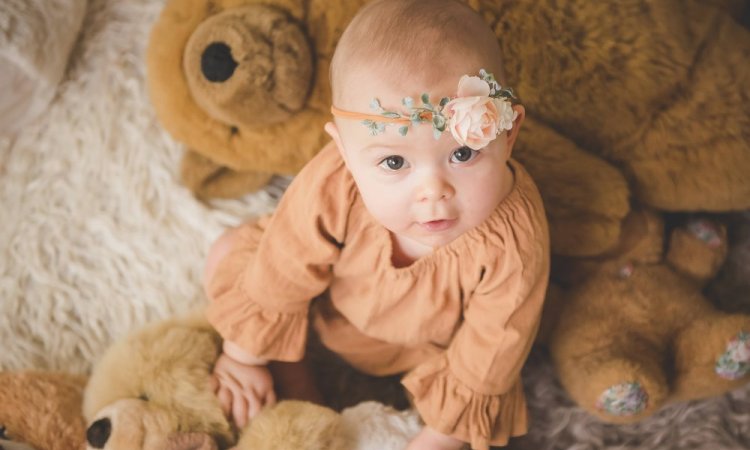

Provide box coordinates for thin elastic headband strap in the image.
[330,105,432,124]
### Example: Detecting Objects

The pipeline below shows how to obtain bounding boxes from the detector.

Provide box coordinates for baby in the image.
[203,0,550,449]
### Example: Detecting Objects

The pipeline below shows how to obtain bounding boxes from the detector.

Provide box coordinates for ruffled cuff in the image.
[401,355,528,450]
[205,283,308,362]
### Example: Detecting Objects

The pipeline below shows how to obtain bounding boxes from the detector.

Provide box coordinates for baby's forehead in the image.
[335,59,482,110]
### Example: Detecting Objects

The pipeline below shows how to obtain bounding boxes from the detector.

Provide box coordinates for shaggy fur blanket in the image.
[1,0,748,448]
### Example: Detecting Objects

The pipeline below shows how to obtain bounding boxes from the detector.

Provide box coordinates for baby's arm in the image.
[205,230,275,427]
[212,341,275,429]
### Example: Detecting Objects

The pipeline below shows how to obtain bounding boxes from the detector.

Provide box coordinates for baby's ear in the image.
[505,104,525,158]
[324,121,348,163]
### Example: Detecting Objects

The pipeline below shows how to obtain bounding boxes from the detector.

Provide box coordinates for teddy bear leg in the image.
[552,322,670,423]
[180,150,274,199]
[671,312,750,401]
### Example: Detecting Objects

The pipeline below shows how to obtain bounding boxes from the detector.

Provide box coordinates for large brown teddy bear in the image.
[0,371,88,450]
[147,0,750,250]
[147,0,624,251]
[147,0,750,422]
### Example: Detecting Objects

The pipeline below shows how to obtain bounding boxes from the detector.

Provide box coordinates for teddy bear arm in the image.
[514,117,630,257]
[180,150,274,199]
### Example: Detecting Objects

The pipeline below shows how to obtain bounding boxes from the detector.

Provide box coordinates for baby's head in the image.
[325,0,525,252]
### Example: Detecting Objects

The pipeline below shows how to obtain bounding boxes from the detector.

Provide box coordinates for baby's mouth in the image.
[419,219,457,232]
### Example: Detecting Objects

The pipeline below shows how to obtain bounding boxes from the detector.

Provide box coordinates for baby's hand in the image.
[211,352,276,429]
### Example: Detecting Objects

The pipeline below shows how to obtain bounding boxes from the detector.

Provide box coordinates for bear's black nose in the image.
[201,42,238,82]
[86,418,112,449]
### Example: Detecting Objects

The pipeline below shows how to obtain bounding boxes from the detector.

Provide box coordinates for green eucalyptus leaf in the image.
[432,114,446,130]
[398,125,409,136]
[362,119,386,136]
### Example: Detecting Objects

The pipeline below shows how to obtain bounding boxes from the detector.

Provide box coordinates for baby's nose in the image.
[417,173,454,202]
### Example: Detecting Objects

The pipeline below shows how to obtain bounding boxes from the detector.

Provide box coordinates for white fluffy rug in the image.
[1,0,748,448]
[0,0,287,373]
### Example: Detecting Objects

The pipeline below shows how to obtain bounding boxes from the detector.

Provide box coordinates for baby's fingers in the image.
[217,385,232,419]
[245,389,262,421]
[229,386,250,429]
[264,388,277,408]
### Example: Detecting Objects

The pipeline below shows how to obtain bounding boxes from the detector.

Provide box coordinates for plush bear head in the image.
[82,312,232,450]
[0,371,87,450]
[147,0,367,198]
[83,398,348,450]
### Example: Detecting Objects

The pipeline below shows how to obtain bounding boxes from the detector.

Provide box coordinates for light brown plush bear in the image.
[82,311,422,450]
[0,371,87,450]
[546,210,750,422]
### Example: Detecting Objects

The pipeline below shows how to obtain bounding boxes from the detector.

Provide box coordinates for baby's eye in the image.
[379,155,407,171]
[450,146,478,163]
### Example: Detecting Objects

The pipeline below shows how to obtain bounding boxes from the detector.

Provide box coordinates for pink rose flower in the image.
[443,75,517,150]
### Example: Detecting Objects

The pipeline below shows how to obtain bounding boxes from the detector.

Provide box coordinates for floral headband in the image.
[330,69,518,150]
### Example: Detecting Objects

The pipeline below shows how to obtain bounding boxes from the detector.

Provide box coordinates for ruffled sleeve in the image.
[206,142,356,361]
[401,355,527,450]
[402,172,550,449]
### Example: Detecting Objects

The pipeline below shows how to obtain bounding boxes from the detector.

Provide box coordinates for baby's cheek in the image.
[364,192,411,230]
[462,181,504,223]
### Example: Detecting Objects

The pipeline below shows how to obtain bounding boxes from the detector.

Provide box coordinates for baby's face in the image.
[327,68,523,251]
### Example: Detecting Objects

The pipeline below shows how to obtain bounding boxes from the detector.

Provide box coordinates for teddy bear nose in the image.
[86,418,112,449]
[201,42,238,83]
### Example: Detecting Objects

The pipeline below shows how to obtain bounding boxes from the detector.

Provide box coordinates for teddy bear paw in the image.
[595,381,648,416]
[715,331,750,380]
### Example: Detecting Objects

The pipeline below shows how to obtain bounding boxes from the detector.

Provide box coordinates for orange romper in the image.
[206,142,550,450]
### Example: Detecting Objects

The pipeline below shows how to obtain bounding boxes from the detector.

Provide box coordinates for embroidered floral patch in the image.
[617,262,634,279]
[596,381,648,416]
[716,331,750,380]
[686,218,721,248]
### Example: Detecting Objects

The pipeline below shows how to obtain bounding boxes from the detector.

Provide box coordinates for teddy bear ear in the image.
[165,432,218,450]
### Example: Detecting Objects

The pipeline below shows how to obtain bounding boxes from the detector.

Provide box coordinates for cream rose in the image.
[443,75,517,150]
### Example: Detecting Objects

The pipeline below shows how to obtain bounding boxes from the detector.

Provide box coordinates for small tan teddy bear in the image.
[82,311,422,450]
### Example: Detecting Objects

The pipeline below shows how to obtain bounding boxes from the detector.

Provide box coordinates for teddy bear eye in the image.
[0,425,10,439]
[139,393,149,401]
